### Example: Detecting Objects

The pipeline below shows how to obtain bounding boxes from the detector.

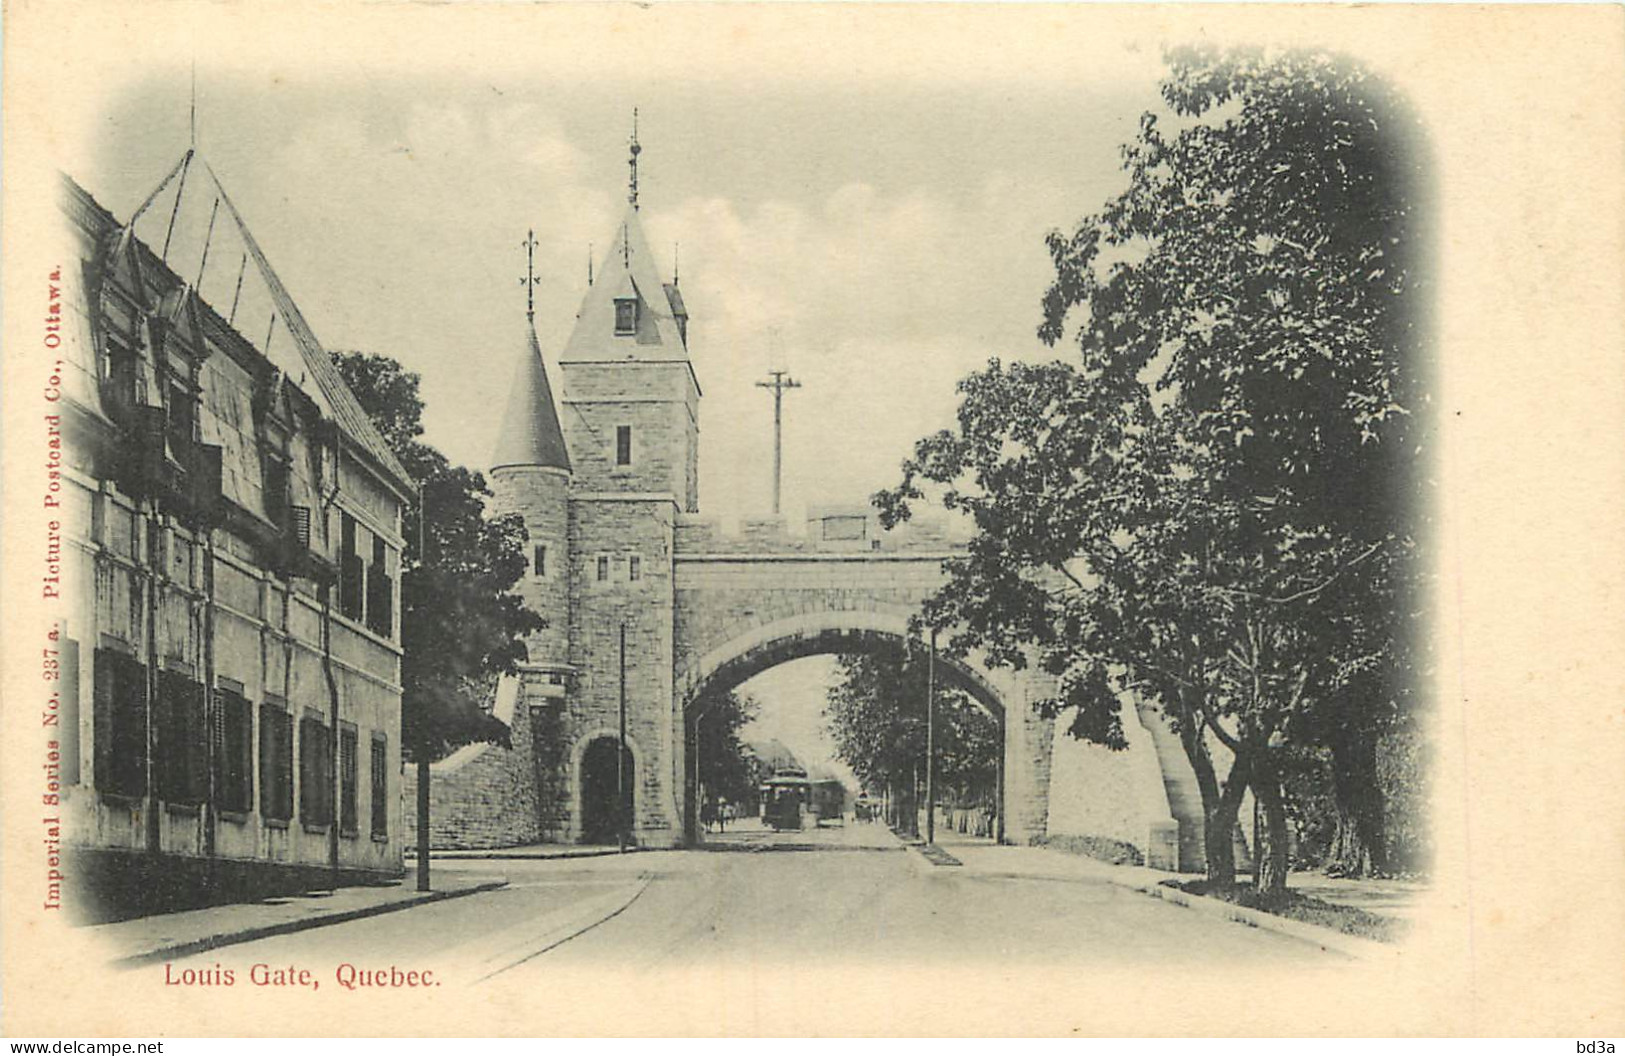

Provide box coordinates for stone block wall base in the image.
[65,848,402,925]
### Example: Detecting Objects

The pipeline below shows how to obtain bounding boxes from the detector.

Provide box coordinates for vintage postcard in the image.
[2,0,1621,1039]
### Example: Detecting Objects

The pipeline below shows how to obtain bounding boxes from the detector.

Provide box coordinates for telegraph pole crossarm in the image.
[755,369,802,515]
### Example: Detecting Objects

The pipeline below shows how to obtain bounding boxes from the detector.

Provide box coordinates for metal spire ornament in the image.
[627,107,642,210]
[520,229,540,321]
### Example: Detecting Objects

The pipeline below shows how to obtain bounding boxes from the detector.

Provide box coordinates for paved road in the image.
[168,821,1342,1030]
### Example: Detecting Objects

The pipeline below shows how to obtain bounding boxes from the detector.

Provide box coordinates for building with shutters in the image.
[53,157,412,920]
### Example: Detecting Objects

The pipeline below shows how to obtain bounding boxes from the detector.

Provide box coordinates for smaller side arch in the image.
[570,726,644,844]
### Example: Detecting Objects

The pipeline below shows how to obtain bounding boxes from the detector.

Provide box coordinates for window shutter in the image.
[93,649,114,791]
[370,735,388,839]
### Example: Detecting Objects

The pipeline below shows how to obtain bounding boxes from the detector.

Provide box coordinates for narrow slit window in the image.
[615,426,632,467]
[370,734,388,839]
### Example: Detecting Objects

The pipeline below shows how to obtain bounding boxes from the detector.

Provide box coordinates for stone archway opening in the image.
[679,622,1009,849]
[579,737,635,846]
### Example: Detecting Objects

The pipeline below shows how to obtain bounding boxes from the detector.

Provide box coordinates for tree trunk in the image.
[1181,711,1243,891]
[1253,756,1290,907]
[416,752,431,893]
[1326,732,1389,878]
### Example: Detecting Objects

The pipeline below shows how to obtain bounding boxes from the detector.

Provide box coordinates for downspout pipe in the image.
[202,530,217,865]
[321,436,344,885]
[144,498,162,857]
[322,582,340,884]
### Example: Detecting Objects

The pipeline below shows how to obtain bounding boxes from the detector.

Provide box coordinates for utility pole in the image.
[691,709,704,844]
[619,622,629,853]
[925,626,937,845]
[755,369,801,515]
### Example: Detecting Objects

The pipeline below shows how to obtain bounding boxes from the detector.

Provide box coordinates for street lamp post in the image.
[925,626,937,846]
[692,709,704,845]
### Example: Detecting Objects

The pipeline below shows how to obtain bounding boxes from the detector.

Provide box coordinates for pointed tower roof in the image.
[559,204,691,364]
[491,322,572,473]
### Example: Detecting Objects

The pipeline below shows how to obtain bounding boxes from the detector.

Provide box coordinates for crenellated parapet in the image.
[674,504,970,557]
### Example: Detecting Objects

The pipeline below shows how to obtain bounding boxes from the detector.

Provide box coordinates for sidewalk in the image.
[935,835,1419,959]
[406,843,642,861]
[94,869,508,968]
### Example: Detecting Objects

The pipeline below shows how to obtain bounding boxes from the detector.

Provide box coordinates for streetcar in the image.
[808,778,849,827]
[761,767,811,831]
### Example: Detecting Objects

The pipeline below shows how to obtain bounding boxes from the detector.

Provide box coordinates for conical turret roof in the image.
[490,321,572,473]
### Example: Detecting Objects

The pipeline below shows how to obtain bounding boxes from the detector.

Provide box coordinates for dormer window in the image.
[614,298,638,335]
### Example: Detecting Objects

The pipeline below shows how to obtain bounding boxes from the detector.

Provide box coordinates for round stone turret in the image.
[490,322,572,666]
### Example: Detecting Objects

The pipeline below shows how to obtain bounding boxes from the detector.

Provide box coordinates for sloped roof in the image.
[205,164,413,495]
[747,739,803,774]
[99,152,414,497]
[491,321,572,473]
[560,205,690,363]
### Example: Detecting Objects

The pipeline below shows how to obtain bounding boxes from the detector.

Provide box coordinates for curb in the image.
[903,842,963,869]
[951,848,1399,960]
[1083,868,1397,960]
[112,879,509,969]
[407,847,646,862]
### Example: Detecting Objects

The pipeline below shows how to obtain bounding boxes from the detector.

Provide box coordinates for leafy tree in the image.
[330,351,543,888]
[690,689,761,812]
[878,47,1429,901]
[823,651,1001,836]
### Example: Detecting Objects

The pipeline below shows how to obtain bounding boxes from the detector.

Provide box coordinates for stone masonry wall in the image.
[565,495,680,845]
[1045,700,1181,870]
[560,361,698,507]
[402,676,542,850]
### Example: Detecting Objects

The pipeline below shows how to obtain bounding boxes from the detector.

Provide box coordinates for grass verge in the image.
[1160,878,1408,943]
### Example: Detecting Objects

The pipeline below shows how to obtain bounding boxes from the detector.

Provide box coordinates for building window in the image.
[263,453,290,523]
[157,670,208,806]
[58,635,81,785]
[366,534,393,639]
[213,685,254,814]
[339,724,359,837]
[340,514,364,621]
[533,543,548,579]
[299,713,334,830]
[92,648,147,799]
[370,734,389,839]
[615,425,632,466]
[166,378,196,454]
[260,702,294,823]
[104,338,139,414]
[614,298,637,334]
[629,554,642,582]
[596,554,610,582]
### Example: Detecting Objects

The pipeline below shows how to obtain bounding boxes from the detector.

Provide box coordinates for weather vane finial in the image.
[190,61,198,149]
[627,107,642,211]
[520,229,540,321]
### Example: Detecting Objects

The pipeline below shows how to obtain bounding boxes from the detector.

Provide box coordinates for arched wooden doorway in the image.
[579,737,634,845]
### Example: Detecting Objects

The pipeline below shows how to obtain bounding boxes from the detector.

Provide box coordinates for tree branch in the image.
[1200,707,1243,753]
[1211,539,1385,606]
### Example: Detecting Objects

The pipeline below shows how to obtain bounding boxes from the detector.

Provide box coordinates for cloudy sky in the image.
[76,49,1163,531]
[60,9,1176,776]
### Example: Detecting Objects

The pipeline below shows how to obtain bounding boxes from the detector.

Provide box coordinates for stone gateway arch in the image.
[405,164,1207,872]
